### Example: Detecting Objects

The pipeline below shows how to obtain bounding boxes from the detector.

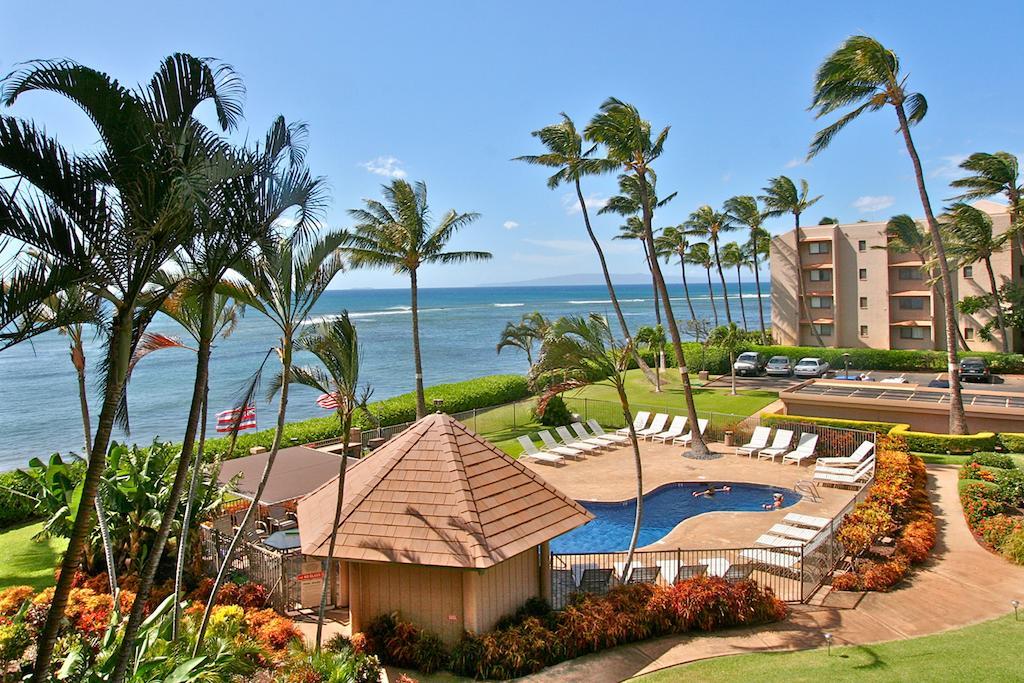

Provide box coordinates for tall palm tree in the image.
[950,152,1022,261]
[760,176,823,347]
[0,55,242,682]
[268,313,369,651]
[585,98,709,456]
[514,114,661,388]
[531,314,645,576]
[344,179,490,418]
[194,230,346,651]
[685,242,719,327]
[724,195,770,341]
[945,203,1011,352]
[654,225,697,321]
[809,35,968,434]
[685,206,737,326]
[496,311,549,366]
[721,241,749,330]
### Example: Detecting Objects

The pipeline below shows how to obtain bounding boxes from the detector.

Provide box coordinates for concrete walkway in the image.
[522,465,1024,682]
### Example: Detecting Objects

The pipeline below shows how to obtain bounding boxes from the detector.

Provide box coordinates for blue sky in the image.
[3,1,1021,289]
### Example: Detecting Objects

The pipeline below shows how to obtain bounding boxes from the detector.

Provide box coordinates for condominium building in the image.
[769,200,1021,352]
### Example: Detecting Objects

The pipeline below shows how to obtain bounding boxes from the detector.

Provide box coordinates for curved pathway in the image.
[522,465,1024,682]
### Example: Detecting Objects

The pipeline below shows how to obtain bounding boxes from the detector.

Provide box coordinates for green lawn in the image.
[0,521,66,592]
[637,615,1023,682]
[916,452,1024,467]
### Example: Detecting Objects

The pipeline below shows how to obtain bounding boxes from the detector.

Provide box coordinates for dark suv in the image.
[959,357,991,383]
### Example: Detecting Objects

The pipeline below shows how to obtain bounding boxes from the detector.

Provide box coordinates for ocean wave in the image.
[493,303,525,307]
[304,307,443,324]
[569,298,645,305]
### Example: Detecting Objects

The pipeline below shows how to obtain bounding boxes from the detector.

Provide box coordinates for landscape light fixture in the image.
[842,352,850,377]
[1013,599,1020,621]
[824,632,833,656]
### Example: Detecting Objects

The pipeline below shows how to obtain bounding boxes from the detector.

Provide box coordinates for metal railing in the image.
[762,420,876,459]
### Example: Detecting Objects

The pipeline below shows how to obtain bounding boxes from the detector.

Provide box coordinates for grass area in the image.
[0,521,66,592]
[637,614,1023,683]
[916,451,1024,467]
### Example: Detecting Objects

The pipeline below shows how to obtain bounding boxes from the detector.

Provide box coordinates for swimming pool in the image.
[550,482,800,553]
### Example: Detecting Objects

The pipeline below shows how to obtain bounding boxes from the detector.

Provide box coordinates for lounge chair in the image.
[586,419,630,444]
[755,533,803,550]
[737,426,771,457]
[757,429,794,461]
[767,523,818,542]
[816,440,874,468]
[815,457,875,488]
[536,431,586,459]
[578,568,615,595]
[515,436,565,466]
[614,562,661,584]
[651,416,687,443]
[674,418,709,447]
[573,422,623,447]
[635,413,669,440]
[741,548,799,570]
[554,426,604,452]
[655,560,709,584]
[617,411,650,436]
[783,513,831,529]
[722,563,755,582]
[781,433,819,465]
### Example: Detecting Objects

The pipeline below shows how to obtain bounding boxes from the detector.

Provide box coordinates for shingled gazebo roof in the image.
[297,412,592,569]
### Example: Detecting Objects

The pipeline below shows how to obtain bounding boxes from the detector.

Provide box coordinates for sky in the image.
[3,1,1021,289]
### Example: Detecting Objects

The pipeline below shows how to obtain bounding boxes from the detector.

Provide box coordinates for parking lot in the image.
[705,368,1024,393]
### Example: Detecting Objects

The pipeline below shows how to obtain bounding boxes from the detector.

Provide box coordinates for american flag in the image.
[316,392,340,411]
[216,404,257,433]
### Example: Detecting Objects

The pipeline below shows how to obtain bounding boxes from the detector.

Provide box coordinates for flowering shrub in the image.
[960,482,1005,527]
[976,514,1024,548]
[960,458,1024,565]
[0,621,30,665]
[244,607,302,651]
[0,586,34,617]
[960,462,997,482]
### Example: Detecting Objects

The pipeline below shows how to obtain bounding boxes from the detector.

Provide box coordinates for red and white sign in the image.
[297,571,324,582]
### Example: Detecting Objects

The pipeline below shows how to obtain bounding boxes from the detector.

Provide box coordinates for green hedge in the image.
[760,413,900,435]
[998,433,1024,453]
[889,424,999,454]
[0,470,39,530]
[203,374,531,459]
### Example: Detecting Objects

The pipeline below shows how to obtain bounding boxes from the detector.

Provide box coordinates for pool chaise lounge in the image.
[674,418,709,447]
[784,513,831,529]
[740,547,800,570]
[572,422,623,447]
[767,523,817,541]
[586,419,630,444]
[651,416,687,443]
[636,413,670,440]
[655,560,708,584]
[815,457,875,487]
[757,429,794,461]
[515,436,565,466]
[536,431,586,459]
[617,411,650,436]
[737,426,771,457]
[816,440,874,468]
[755,533,804,550]
[780,433,819,465]
[556,425,610,451]
[613,561,661,584]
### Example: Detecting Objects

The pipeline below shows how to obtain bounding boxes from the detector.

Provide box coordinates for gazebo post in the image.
[540,541,552,604]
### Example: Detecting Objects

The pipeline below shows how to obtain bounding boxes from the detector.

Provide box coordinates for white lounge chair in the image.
[585,419,630,444]
[755,534,804,550]
[781,433,819,465]
[783,513,831,529]
[651,416,687,443]
[767,524,818,542]
[816,440,874,468]
[815,458,875,487]
[674,418,709,446]
[737,426,771,457]
[536,431,585,459]
[515,436,565,466]
[571,422,619,447]
[617,411,650,436]
[741,547,800,570]
[757,429,794,461]
[554,426,605,452]
[636,413,669,440]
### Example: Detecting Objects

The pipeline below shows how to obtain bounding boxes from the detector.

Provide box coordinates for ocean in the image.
[0,281,770,469]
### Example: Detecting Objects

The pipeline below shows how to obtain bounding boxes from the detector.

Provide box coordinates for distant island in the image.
[491,273,655,287]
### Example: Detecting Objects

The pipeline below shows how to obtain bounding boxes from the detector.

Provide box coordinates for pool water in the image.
[550,482,800,553]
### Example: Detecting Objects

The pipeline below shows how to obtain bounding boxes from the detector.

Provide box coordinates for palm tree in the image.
[496,311,549,366]
[194,230,346,651]
[945,203,1011,352]
[809,35,968,434]
[0,55,242,682]
[721,241,749,330]
[514,114,661,389]
[760,176,823,346]
[950,152,1023,261]
[531,314,645,575]
[268,313,369,651]
[685,206,737,326]
[654,225,697,321]
[724,195,770,341]
[685,242,718,327]
[716,323,744,396]
[345,179,490,418]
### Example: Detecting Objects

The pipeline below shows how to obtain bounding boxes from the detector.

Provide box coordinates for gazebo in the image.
[297,412,591,643]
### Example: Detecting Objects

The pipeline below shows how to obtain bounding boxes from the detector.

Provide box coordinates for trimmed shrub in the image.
[998,433,1024,454]
[976,514,1024,549]
[760,413,900,436]
[0,470,41,529]
[967,453,1018,470]
[889,424,998,454]
[1002,529,1024,564]
[535,395,571,427]
[995,469,1024,506]
[960,481,1005,527]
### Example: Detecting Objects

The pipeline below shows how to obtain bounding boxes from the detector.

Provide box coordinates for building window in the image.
[860,325,868,337]
[858,268,867,280]
[964,265,973,278]
[859,296,868,309]
[965,327,975,340]
[809,269,832,282]
[809,296,833,309]
[898,297,926,310]
[813,323,834,336]
[808,241,831,255]
[898,267,923,280]
[858,239,867,252]
[899,327,926,340]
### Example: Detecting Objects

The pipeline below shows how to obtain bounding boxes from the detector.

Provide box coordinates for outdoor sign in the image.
[299,560,324,607]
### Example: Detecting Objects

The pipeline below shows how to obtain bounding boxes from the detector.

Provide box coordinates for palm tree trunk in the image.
[316,406,352,651]
[32,310,133,683]
[616,386,643,579]
[712,238,732,325]
[194,338,292,653]
[635,171,710,456]
[705,268,719,327]
[793,213,825,347]
[111,296,215,680]
[678,257,697,321]
[735,264,748,330]
[730,350,737,396]
[410,270,427,418]
[642,243,662,327]
[572,179,659,388]
[751,244,768,343]
[894,102,968,434]
[983,256,1009,353]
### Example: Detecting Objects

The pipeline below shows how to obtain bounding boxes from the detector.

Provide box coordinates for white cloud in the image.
[852,195,895,213]
[360,156,407,178]
[561,193,608,215]
[502,220,519,230]
[929,153,968,180]
[784,157,804,169]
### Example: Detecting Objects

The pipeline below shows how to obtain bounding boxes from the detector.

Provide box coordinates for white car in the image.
[794,357,830,378]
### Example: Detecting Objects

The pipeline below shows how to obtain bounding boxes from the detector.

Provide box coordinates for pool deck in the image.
[523,440,858,549]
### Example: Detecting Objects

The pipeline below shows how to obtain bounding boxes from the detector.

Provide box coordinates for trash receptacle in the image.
[723,430,734,447]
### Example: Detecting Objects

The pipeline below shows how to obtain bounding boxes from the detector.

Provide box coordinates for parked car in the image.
[794,357,830,378]
[733,351,766,376]
[765,356,793,377]
[834,373,873,381]
[960,357,991,383]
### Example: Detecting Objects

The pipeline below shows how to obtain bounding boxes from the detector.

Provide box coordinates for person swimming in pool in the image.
[692,484,732,498]
[762,492,784,510]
